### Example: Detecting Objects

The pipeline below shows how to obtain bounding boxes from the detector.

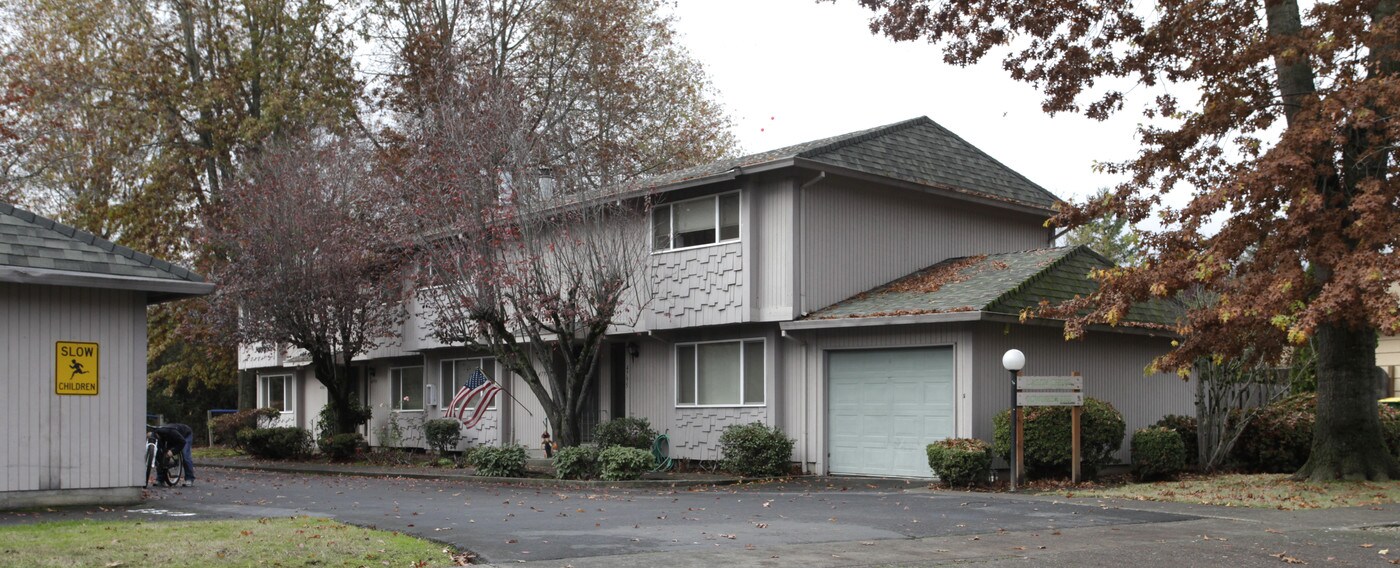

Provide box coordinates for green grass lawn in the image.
[192,446,246,459]
[0,516,466,567]
[1056,473,1400,509]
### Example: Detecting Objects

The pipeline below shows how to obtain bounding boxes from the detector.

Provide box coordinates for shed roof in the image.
[802,246,1175,328]
[0,202,214,302]
[639,116,1062,211]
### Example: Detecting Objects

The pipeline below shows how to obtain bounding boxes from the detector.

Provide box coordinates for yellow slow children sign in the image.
[55,341,99,395]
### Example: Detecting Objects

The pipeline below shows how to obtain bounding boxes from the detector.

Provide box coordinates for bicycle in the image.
[144,431,184,488]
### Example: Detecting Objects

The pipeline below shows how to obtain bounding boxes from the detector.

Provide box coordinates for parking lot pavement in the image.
[6,467,1395,567]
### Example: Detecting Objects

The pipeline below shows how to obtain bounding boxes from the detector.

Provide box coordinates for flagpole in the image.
[496,384,534,418]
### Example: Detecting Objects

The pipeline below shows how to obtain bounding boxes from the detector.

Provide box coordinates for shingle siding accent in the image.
[646,243,744,329]
[670,406,770,461]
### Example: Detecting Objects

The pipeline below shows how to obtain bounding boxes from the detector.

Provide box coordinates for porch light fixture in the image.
[1002,349,1025,492]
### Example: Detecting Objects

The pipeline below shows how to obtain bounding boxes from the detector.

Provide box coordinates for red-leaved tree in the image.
[210,135,407,435]
[402,73,652,447]
[853,0,1400,480]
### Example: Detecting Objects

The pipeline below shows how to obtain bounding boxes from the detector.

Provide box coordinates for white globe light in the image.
[1002,349,1026,372]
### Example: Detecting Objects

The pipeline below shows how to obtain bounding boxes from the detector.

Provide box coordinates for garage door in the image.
[828,347,955,478]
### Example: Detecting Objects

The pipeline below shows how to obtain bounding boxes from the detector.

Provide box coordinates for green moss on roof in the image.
[806,246,1175,327]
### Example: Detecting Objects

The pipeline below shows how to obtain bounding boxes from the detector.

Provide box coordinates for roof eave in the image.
[0,265,216,304]
[781,310,985,330]
[791,158,1060,217]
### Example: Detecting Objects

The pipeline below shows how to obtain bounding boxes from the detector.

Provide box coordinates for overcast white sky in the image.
[670,0,1146,206]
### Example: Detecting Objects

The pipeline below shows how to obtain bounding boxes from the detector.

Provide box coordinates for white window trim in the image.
[390,365,425,412]
[441,357,498,411]
[258,373,294,415]
[651,191,741,253]
[674,337,767,408]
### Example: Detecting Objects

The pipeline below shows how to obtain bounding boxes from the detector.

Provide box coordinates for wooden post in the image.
[1015,407,1025,481]
[1071,371,1082,483]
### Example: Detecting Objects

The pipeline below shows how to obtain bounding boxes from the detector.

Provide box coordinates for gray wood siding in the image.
[779,325,975,474]
[624,326,777,461]
[801,178,1051,314]
[971,323,1192,465]
[2,283,146,492]
[645,242,745,330]
[751,177,795,321]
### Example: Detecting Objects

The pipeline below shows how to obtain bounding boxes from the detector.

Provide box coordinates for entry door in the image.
[827,347,955,478]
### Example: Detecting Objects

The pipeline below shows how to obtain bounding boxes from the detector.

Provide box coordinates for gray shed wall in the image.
[1,283,147,498]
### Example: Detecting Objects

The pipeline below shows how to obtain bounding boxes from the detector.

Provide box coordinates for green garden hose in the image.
[651,433,672,472]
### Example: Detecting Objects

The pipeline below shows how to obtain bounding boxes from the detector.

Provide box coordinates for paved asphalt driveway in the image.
[6,467,1397,567]
[6,466,1193,564]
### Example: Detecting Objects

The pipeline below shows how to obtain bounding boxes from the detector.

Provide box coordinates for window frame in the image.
[651,191,741,253]
[389,365,425,412]
[674,338,766,408]
[441,357,498,411]
[258,373,292,413]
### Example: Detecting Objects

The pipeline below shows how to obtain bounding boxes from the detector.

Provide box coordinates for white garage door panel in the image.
[828,347,955,478]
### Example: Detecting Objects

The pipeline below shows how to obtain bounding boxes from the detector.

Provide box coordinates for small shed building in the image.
[1,203,213,509]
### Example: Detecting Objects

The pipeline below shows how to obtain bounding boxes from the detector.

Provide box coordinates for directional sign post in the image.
[1017,372,1084,482]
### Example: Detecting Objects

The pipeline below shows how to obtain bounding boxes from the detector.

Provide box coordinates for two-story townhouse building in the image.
[239,117,1194,478]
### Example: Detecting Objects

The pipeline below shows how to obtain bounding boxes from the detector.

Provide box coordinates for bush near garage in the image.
[992,397,1126,480]
[472,444,527,477]
[926,438,992,487]
[1152,414,1198,466]
[237,427,313,459]
[1231,393,1400,473]
[592,417,658,450]
[1131,427,1186,481]
[210,407,279,448]
[599,446,652,481]
[553,445,601,480]
[718,422,794,478]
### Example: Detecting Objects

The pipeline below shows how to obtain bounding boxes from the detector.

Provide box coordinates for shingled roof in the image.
[0,202,213,302]
[802,246,1175,328]
[639,117,1061,210]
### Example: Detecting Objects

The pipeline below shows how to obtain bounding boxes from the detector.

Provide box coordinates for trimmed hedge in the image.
[1131,427,1186,481]
[993,397,1125,480]
[237,427,313,460]
[718,422,794,478]
[1231,394,1400,473]
[424,419,462,455]
[472,445,527,477]
[592,417,657,450]
[553,446,601,480]
[320,432,366,461]
[1152,414,1198,466]
[926,438,992,487]
[599,446,653,481]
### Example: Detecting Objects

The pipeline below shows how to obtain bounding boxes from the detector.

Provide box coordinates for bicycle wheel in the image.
[144,445,155,487]
[160,451,184,487]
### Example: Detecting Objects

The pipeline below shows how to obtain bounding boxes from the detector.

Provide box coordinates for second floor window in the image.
[652,192,740,251]
[390,366,424,411]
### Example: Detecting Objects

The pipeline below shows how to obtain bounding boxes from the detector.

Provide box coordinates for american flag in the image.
[448,368,501,429]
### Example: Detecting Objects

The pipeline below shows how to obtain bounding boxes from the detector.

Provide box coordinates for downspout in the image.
[782,329,810,473]
[797,172,826,317]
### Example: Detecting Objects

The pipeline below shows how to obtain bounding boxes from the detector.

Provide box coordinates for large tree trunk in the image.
[312,352,360,435]
[1293,324,1399,481]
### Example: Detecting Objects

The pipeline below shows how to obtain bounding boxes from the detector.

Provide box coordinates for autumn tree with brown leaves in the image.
[402,71,655,448]
[210,135,407,435]
[854,0,1400,480]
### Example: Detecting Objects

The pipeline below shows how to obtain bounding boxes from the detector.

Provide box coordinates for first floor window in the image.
[676,339,764,406]
[390,366,424,411]
[259,374,290,411]
[441,357,497,410]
